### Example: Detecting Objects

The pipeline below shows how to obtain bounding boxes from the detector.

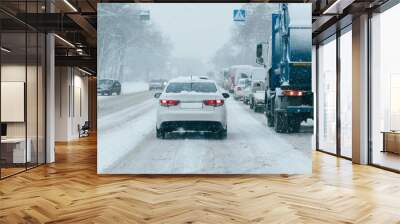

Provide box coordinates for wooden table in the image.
[381,131,400,154]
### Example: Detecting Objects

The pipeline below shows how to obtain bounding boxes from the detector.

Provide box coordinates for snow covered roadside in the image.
[97,105,156,173]
[121,81,149,95]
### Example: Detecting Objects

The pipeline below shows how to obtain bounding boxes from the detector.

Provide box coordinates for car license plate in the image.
[180,102,203,109]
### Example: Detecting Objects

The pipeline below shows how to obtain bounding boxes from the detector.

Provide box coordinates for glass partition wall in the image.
[0,5,46,179]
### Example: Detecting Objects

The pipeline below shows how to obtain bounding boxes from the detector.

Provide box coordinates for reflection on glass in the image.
[340,30,352,158]
[371,4,400,171]
[318,38,337,154]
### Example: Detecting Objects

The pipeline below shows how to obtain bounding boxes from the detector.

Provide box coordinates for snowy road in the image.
[98,91,312,174]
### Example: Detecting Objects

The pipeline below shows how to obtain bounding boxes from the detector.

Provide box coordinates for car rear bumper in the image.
[157,109,227,130]
[160,121,224,132]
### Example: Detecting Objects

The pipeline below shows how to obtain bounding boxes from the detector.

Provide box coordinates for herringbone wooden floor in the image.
[1,135,400,224]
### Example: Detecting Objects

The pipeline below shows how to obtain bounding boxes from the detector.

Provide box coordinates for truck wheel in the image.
[288,116,301,133]
[267,114,274,127]
[274,112,288,133]
[156,128,165,139]
[217,128,227,139]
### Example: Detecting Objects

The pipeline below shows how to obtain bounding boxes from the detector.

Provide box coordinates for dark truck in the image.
[256,3,313,133]
[97,79,121,96]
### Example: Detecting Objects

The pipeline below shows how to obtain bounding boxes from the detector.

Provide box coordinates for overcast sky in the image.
[140,3,245,63]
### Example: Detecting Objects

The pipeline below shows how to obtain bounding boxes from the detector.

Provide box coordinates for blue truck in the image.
[256,3,313,133]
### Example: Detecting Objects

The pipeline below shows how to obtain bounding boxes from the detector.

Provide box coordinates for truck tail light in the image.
[282,90,304,97]
[160,99,180,107]
[204,99,224,107]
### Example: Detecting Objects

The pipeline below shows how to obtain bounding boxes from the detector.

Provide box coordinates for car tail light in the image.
[160,99,180,107]
[282,90,304,97]
[203,99,224,107]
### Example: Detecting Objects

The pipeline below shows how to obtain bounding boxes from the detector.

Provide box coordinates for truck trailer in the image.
[256,3,313,133]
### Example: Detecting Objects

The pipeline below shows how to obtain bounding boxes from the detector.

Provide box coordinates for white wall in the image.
[55,67,89,141]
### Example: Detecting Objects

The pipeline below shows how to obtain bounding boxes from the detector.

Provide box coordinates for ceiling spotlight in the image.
[54,34,75,48]
[1,47,11,53]
[78,67,93,76]
[63,0,78,12]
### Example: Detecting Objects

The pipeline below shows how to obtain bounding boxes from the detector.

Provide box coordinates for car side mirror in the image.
[154,92,162,98]
[222,93,230,99]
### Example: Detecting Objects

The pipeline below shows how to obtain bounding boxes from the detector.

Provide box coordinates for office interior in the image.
[315,1,400,172]
[0,0,97,179]
[0,0,399,178]
[1,1,400,222]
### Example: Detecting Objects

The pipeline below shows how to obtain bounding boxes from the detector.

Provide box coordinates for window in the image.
[166,82,217,93]
[370,4,400,171]
[317,36,337,154]
[340,29,352,158]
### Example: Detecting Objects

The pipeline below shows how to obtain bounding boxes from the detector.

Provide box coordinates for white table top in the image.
[1,138,28,143]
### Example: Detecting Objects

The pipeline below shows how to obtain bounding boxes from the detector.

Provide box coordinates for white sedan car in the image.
[233,78,248,100]
[154,77,229,139]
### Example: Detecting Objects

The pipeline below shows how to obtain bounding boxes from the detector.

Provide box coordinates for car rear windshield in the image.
[99,80,113,85]
[166,82,217,93]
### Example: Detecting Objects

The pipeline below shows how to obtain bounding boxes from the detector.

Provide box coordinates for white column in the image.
[46,33,55,163]
[352,14,369,164]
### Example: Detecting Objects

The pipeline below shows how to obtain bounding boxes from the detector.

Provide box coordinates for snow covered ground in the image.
[98,91,312,174]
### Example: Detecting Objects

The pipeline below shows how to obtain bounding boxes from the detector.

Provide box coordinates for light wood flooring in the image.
[0,135,400,223]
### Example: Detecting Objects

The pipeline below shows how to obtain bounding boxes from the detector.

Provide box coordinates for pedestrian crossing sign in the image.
[233,9,246,22]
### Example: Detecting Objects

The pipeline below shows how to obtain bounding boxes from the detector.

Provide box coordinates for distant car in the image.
[97,79,121,96]
[149,79,166,91]
[249,81,266,112]
[154,76,230,139]
[242,79,252,104]
[242,86,251,104]
[233,78,248,100]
